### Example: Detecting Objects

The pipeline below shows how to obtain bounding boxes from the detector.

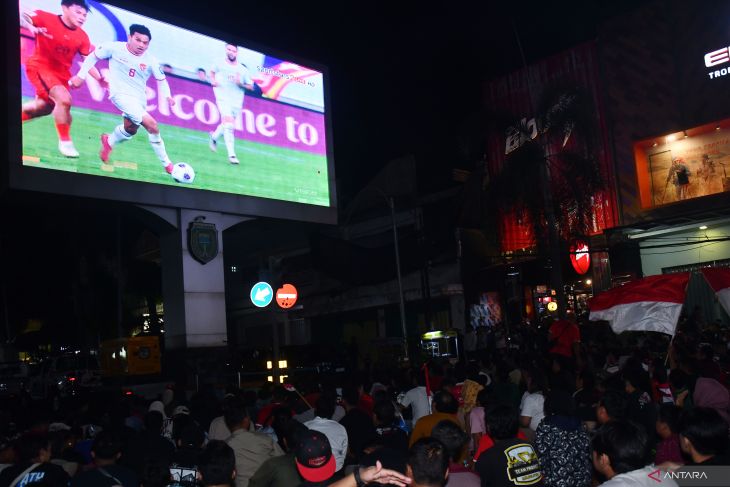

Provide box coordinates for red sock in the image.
[55,123,71,141]
[21,112,30,122]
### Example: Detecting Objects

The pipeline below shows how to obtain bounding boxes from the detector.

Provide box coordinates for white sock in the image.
[109,125,132,147]
[223,123,235,157]
[148,132,171,166]
[211,123,224,141]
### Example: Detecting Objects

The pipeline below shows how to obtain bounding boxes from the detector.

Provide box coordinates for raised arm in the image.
[328,462,411,487]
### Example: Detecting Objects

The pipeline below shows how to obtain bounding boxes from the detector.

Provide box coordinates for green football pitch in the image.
[21,100,330,207]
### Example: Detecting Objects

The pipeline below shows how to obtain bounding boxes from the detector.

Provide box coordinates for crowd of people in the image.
[1,314,729,487]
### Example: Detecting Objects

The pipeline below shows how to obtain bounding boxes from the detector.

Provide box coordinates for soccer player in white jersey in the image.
[70,24,176,176]
[208,43,253,164]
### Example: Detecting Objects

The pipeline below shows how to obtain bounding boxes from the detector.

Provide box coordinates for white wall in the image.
[640,223,730,276]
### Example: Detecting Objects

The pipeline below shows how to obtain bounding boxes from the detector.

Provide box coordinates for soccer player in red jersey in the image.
[20,0,102,158]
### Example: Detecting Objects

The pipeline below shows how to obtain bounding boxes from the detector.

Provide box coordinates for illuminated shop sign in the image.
[704,46,730,80]
[569,239,591,275]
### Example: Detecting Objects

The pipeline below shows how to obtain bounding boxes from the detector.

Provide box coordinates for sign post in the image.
[249,281,302,384]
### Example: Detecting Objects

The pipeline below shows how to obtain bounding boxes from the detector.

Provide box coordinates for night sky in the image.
[150,0,648,202]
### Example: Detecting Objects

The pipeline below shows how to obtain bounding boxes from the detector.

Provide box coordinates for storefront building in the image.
[471,0,730,326]
[600,0,730,324]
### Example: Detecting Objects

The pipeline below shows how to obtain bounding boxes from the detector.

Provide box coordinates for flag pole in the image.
[284,384,312,409]
[297,390,312,410]
[665,275,690,366]
[664,333,676,367]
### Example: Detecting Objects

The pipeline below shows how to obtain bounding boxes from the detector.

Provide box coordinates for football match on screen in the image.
[19,0,330,207]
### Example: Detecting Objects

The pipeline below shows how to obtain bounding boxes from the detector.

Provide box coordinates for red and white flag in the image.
[700,267,730,316]
[589,273,689,335]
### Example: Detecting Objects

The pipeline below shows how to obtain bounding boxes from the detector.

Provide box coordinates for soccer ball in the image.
[171,162,195,184]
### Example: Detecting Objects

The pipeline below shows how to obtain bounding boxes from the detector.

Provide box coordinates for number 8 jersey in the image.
[93,42,166,101]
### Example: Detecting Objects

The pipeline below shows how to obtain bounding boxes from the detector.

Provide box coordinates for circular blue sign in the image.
[250,282,274,308]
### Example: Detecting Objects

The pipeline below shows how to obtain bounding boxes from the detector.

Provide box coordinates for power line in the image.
[638,242,719,255]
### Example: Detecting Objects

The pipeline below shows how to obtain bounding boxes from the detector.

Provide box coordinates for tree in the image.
[459,82,607,317]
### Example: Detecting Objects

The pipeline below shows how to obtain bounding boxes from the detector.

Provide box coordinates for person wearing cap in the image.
[249,419,308,487]
[295,429,341,486]
[304,393,348,473]
[225,397,283,487]
[296,430,411,487]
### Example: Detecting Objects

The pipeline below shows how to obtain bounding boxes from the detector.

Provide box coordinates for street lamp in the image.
[344,188,409,362]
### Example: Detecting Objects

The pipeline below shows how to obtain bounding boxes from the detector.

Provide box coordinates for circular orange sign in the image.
[276,283,298,309]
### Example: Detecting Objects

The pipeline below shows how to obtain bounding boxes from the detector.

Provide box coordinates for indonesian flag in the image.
[701,268,730,316]
[253,62,319,101]
[589,273,689,335]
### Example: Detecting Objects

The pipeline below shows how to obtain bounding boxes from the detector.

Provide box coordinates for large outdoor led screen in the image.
[13,0,333,217]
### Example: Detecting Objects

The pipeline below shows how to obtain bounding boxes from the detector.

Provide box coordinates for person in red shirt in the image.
[255,386,293,428]
[548,318,580,360]
[20,1,102,158]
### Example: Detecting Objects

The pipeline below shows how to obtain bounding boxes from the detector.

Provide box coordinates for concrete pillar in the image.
[143,206,250,349]
[450,294,466,332]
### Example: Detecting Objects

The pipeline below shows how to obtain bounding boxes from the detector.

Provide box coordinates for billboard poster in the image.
[17,0,330,207]
[634,120,730,208]
[469,292,503,328]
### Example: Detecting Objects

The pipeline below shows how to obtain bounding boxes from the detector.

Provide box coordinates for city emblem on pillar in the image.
[188,218,219,264]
